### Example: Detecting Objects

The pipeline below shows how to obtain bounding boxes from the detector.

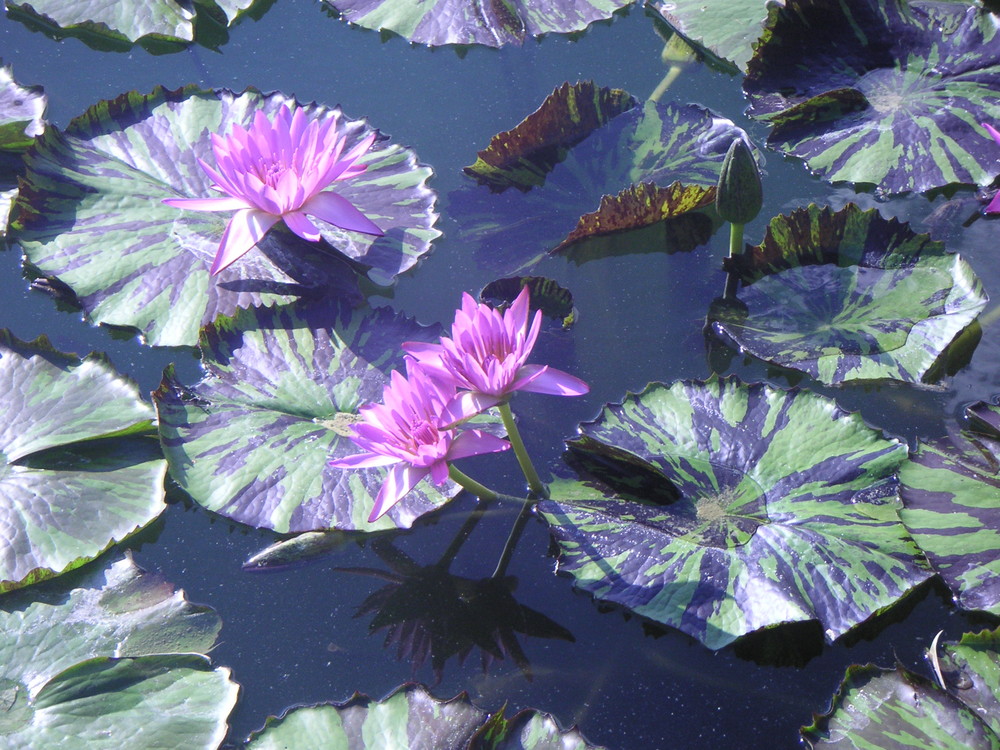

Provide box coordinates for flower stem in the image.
[723,222,744,300]
[498,402,548,498]
[448,464,499,501]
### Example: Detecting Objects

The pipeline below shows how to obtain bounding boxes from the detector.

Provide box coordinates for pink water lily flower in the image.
[164,104,383,275]
[403,286,589,422]
[329,364,509,522]
[984,122,1000,214]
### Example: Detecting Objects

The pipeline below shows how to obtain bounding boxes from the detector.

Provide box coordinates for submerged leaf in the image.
[900,400,1000,615]
[321,0,635,47]
[712,204,986,384]
[745,0,1000,194]
[155,299,454,533]
[9,86,439,347]
[539,376,930,649]
[0,555,238,747]
[0,331,165,594]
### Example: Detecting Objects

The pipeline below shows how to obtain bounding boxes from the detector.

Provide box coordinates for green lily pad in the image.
[154,299,456,533]
[9,85,439,347]
[711,204,986,384]
[246,684,604,749]
[802,628,1000,748]
[451,85,743,274]
[538,376,931,650]
[0,63,45,152]
[745,0,1000,194]
[0,331,165,594]
[320,0,635,47]
[899,400,1000,615]
[646,0,781,72]
[0,555,239,748]
[4,0,254,47]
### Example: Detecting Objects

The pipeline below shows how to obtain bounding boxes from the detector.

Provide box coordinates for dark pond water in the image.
[2,3,999,748]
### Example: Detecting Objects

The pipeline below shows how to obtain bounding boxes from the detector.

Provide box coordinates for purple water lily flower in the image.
[403,286,589,422]
[984,122,1000,214]
[164,104,383,275]
[329,364,509,522]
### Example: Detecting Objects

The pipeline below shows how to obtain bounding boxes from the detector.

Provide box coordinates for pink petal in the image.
[211,209,280,275]
[283,210,322,242]
[984,122,1000,148]
[986,192,1000,214]
[162,196,249,212]
[448,429,510,461]
[510,364,590,396]
[370,464,426,522]
[302,191,383,236]
[328,451,399,469]
[441,391,502,426]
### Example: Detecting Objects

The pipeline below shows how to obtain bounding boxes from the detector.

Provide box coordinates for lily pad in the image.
[744,0,1000,194]
[711,204,986,384]
[9,86,439,347]
[802,628,1000,747]
[246,684,604,749]
[646,0,781,72]
[4,0,254,47]
[538,376,931,650]
[0,555,239,748]
[321,0,635,47]
[0,331,165,594]
[0,63,45,152]
[154,299,457,533]
[899,400,1000,615]
[451,86,743,273]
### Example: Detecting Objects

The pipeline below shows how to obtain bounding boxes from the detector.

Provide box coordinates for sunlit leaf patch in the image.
[452,83,742,273]
[9,86,439,347]
[154,299,455,533]
[245,684,605,749]
[4,0,254,47]
[0,555,239,748]
[0,63,44,152]
[900,400,1000,615]
[802,628,1000,748]
[0,331,165,594]
[711,204,986,384]
[321,0,635,47]
[745,0,1000,194]
[647,0,782,72]
[538,376,931,650]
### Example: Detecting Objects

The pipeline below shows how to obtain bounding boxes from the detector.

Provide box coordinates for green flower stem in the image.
[498,402,548,498]
[724,221,744,299]
[448,464,499,502]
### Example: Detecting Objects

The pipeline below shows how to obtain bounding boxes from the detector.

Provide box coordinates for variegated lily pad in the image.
[0,63,45,152]
[321,0,634,47]
[647,0,782,72]
[0,331,165,594]
[246,684,604,749]
[5,0,254,47]
[154,300,454,533]
[802,628,1000,748]
[0,555,239,748]
[711,204,986,385]
[9,86,439,347]
[538,377,931,650]
[745,0,1000,194]
[899,400,1000,615]
[451,84,742,273]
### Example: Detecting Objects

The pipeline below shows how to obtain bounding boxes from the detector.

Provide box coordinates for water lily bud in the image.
[715,138,763,225]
